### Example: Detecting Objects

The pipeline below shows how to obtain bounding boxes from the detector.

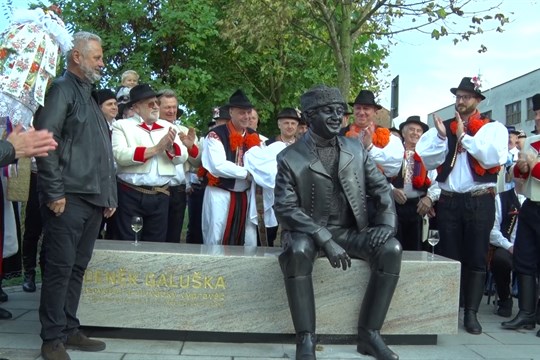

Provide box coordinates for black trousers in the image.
[279,226,402,277]
[165,184,186,243]
[39,195,102,342]
[437,191,495,271]
[22,172,43,274]
[491,247,513,300]
[115,184,169,242]
[514,199,540,275]
[186,184,204,244]
[395,198,423,251]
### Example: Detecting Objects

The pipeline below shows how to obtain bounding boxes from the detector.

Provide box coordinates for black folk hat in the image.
[506,125,520,136]
[532,93,540,112]
[127,84,158,107]
[213,106,231,120]
[277,107,301,121]
[450,77,485,100]
[96,89,116,106]
[226,89,254,109]
[399,115,428,133]
[300,85,346,112]
[349,90,382,110]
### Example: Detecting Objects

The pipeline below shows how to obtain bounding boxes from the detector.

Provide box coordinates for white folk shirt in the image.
[489,191,526,250]
[366,133,404,177]
[112,114,187,186]
[416,121,508,193]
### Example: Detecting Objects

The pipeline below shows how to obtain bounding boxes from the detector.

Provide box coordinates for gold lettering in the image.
[179,275,190,288]
[192,272,202,289]
[168,274,178,288]
[204,276,213,289]
[215,276,226,289]
[128,272,138,285]
[157,274,167,287]
[145,273,155,287]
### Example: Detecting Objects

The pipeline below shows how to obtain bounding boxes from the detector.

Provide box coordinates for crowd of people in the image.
[0,28,539,360]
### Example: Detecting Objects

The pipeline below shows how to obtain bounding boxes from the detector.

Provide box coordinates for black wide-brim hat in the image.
[348,90,382,110]
[532,93,540,111]
[399,115,428,133]
[226,89,254,109]
[213,105,231,120]
[96,89,116,106]
[450,77,485,100]
[277,107,301,121]
[127,84,158,107]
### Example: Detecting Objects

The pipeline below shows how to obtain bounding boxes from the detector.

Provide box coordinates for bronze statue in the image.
[274,85,402,360]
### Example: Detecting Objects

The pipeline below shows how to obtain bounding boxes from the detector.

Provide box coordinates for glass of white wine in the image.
[131,216,143,246]
[427,230,439,260]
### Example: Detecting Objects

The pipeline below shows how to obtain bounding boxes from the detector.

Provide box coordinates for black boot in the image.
[0,275,7,303]
[0,306,12,319]
[284,276,316,360]
[463,270,486,335]
[22,270,36,293]
[536,299,540,325]
[501,274,537,330]
[357,271,400,360]
[496,297,513,318]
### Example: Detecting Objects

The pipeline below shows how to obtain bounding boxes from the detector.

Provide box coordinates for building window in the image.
[505,101,521,125]
[526,97,535,121]
[481,110,492,119]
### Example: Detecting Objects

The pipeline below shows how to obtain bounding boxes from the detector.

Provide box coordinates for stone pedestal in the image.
[79,241,459,335]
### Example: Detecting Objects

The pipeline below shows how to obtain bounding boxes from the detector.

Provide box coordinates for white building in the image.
[428,68,540,135]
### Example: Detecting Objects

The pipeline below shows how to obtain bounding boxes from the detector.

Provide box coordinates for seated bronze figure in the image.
[274,85,402,360]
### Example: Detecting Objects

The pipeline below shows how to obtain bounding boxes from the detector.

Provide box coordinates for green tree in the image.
[219,0,508,100]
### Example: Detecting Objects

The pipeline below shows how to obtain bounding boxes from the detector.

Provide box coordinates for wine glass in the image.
[131,216,143,246]
[427,230,439,260]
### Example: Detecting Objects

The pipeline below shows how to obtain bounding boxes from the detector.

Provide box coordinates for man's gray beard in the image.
[81,63,102,83]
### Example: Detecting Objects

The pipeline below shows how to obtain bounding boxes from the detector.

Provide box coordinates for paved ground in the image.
[1,284,539,360]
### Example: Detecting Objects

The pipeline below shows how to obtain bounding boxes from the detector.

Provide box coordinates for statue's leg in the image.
[346,231,402,360]
[279,231,317,360]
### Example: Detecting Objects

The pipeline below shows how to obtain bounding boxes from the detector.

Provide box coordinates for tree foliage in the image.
[54,0,508,134]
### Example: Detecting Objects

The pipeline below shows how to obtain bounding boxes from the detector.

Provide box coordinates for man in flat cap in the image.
[275,85,402,360]
[201,89,262,246]
[416,76,508,335]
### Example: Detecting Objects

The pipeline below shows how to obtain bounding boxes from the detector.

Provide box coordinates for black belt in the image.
[441,188,495,198]
[169,184,186,191]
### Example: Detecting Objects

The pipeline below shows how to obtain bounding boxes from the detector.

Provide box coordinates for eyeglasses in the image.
[454,94,474,102]
[146,100,159,108]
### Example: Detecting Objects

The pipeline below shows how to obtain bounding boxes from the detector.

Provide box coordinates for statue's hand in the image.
[322,240,351,270]
[367,225,394,248]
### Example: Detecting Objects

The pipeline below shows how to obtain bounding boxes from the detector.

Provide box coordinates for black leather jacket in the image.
[0,141,15,167]
[274,132,396,246]
[34,71,117,207]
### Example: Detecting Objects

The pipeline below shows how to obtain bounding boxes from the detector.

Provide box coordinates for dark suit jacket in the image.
[274,132,396,246]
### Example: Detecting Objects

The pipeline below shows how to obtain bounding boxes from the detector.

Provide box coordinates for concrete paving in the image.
[1,284,539,360]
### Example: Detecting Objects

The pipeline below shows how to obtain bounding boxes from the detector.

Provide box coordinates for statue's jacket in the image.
[274,133,396,245]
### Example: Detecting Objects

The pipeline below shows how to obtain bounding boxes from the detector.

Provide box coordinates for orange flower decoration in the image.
[449,111,500,176]
[229,132,243,151]
[30,62,39,73]
[372,127,390,148]
[345,125,390,149]
[0,48,7,60]
[244,133,261,149]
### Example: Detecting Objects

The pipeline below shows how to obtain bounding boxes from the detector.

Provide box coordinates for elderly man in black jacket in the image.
[33,31,117,360]
[275,85,402,360]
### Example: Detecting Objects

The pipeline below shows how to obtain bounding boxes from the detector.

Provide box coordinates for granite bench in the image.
[78,240,460,339]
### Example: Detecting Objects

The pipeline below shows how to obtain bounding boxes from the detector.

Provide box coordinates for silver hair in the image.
[65,31,102,62]
[157,89,177,99]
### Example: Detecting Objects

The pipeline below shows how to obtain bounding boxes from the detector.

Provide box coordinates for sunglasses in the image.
[146,100,159,108]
